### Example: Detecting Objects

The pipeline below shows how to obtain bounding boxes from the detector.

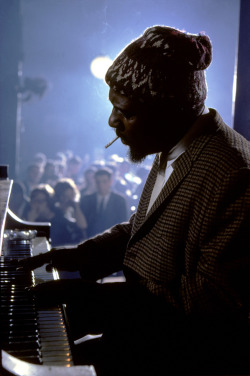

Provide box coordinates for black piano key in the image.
[7,334,40,342]
[4,340,41,351]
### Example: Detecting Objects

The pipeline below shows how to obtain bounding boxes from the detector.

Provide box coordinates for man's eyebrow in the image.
[114,104,124,110]
[108,94,133,110]
[110,101,128,112]
[115,99,133,109]
[114,105,133,115]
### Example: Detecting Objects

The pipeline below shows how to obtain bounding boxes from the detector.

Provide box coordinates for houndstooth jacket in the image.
[79,109,250,317]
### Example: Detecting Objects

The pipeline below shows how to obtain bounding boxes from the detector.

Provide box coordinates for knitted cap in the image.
[105,26,212,109]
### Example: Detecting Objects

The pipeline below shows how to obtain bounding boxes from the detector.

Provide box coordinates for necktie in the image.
[98,197,105,215]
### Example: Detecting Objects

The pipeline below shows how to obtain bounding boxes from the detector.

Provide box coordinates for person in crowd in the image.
[80,167,128,238]
[22,183,55,222]
[18,25,250,376]
[80,166,97,196]
[56,161,67,180]
[54,178,87,242]
[22,163,43,196]
[65,155,83,186]
[54,152,67,179]
[8,181,30,219]
[32,152,47,169]
[55,151,67,166]
[40,159,60,187]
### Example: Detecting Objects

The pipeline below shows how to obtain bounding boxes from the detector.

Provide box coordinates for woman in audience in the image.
[54,178,88,242]
[23,184,85,248]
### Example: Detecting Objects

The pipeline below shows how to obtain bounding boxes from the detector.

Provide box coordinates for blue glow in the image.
[19,0,240,166]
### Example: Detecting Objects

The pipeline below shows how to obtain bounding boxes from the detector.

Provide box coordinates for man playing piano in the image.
[18,26,250,376]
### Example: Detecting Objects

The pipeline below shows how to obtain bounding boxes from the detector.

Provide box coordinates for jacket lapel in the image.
[130,155,159,235]
[130,152,192,238]
[130,118,218,240]
[146,151,192,218]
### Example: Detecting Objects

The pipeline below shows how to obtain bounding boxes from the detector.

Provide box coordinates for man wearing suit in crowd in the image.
[18,25,250,376]
[80,167,128,237]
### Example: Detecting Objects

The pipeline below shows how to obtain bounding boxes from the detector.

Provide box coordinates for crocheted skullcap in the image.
[105,26,212,109]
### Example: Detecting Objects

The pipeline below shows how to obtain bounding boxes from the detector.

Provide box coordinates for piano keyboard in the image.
[0,230,73,367]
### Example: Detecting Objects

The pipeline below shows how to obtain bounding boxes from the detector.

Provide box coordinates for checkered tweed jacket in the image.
[79,109,250,317]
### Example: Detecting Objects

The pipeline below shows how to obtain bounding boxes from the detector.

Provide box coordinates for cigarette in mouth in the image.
[105,136,119,149]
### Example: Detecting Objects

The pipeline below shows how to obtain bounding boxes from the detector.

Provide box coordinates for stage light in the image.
[90,56,112,79]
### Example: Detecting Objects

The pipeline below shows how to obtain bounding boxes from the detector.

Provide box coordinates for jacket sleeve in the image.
[76,214,135,280]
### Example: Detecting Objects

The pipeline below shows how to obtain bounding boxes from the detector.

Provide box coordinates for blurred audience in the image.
[22,163,43,196]
[65,155,83,186]
[80,166,97,196]
[130,166,150,208]
[54,152,67,179]
[32,152,47,169]
[16,150,152,248]
[113,158,133,196]
[40,159,60,187]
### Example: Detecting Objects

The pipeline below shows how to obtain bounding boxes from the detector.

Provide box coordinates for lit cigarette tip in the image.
[105,136,119,149]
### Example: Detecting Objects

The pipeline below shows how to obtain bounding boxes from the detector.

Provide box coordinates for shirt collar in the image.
[160,105,209,170]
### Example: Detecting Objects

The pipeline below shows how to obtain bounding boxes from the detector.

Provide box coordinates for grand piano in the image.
[0,179,96,376]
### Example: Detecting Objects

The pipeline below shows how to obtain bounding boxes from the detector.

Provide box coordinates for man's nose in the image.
[108,109,120,129]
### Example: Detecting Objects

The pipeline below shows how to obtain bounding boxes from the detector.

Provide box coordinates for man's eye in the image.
[114,108,134,119]
[123,112,135,120]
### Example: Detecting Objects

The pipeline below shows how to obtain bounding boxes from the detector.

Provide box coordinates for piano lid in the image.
[5,209,51,241]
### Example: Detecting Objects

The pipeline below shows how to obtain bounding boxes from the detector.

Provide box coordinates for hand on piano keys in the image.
[26,279,80,306]
[26,279,102,308]
[15,251,52,271]
[15,246,80,272]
